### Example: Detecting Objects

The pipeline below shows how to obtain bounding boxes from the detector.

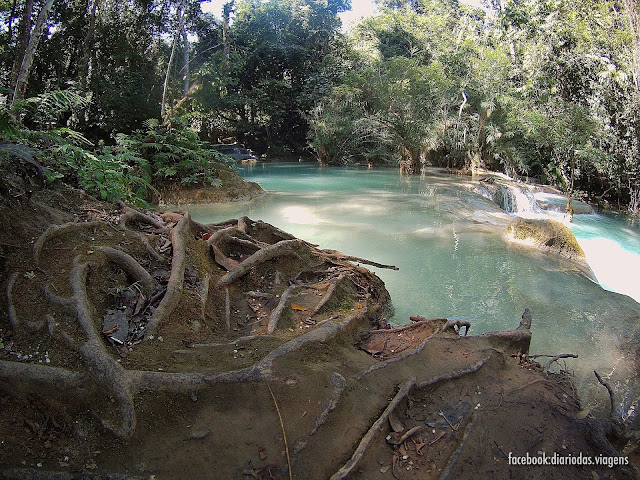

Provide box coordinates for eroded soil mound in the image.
[154,165,264,204]
[0,188,637,480]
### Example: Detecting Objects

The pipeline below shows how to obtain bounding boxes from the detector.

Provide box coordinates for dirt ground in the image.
[0,184,638,480]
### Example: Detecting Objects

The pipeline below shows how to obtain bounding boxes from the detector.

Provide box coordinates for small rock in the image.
[186,427,211,440]
[380,465,391,473]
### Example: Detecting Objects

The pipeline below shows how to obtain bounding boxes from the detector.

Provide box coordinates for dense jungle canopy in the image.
[0,0,639,212]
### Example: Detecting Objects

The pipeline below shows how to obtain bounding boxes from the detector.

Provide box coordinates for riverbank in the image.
[0,182,637,478]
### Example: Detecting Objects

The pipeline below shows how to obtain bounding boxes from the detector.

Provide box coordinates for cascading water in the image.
[492,181,640,305]
[184,163,640,424]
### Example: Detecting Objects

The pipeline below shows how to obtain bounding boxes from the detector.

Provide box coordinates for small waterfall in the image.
[496,183,540,216]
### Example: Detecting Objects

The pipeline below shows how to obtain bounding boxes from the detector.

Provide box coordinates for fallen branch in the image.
[329,377,416,480]
[387,425,425,445]
[316,249,399,271]
[217,239,305,287]
[506,378,546,395]
[543,353,578,373]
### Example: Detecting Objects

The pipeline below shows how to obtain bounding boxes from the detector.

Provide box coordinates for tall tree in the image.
[12,0,55,105]
[162,0,186,118]
[197,0,350,151]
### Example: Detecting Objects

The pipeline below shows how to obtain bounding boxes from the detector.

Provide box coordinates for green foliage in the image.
[195,0,347,151]
[1,89,226,203]
[12,90,90,127]
[120,117,230,187]
[48,143,151,202]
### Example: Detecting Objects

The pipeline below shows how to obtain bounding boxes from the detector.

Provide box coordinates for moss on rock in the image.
[506,218,590,269]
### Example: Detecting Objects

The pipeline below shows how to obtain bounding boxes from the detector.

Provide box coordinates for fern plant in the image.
[125,117,229,187]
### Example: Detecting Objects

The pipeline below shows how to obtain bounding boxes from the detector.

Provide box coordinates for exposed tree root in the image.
[33,220,103,263]
[118,206,168,233]
[125,314,365,394]
[416,355,491,389]
[96,246,156,297]
[133,230,163,261]
[45,314,76,346]
[6,272,21,330]
[207,226,242,246]
[292,373,346,460]
[359,318,451,378]
[443,318,470,336]
[438,412,477,480]
[43,282,74,307]
[210,243,239,271]
[70,260,137,437]
[267,284,297,334]
[6,272,45,331]
[254,219,298,241]
[217,239,306,287]
[329,377,416,480]
[359,339,431,378]
[146,213,189,337]
[595,370,616,419]
[0,359,85,390]
[4,204,634,480]
[224,287,231,332]
[3,212,393,447]
[309,274,344,318]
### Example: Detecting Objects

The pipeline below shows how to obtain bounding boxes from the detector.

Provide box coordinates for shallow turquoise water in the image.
[186,163,640,417]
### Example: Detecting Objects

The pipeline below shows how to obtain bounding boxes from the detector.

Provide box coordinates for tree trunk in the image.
[182,25,190,95]
[12,0,55,105]
[622,0,640,92]
[11,0,34,88]
[222,1,233,64]
[79,0,99,90]
[161,0,185,118]
[7,0,19,43]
